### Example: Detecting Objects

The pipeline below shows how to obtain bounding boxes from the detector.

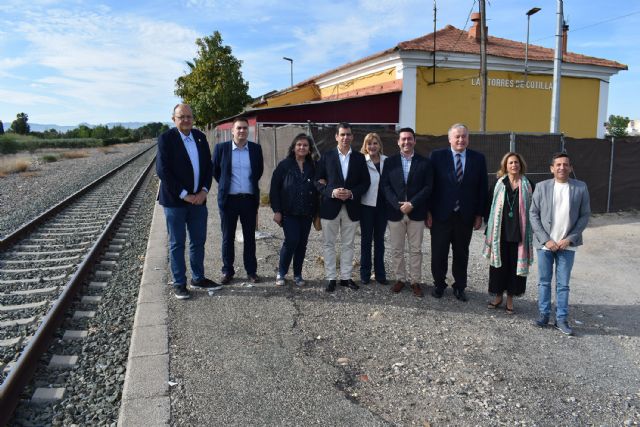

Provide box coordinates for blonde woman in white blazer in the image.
[359,133,388,285]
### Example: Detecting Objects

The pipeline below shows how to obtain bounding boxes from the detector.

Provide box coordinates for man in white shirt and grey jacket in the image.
[530,152,591,336]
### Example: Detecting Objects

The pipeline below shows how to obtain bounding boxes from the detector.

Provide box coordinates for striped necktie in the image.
[454,153,462,211]
[455,153,463,183]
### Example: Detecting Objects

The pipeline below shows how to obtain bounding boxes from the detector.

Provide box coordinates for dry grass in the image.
[98,146,116,154]
[0,158,31,176]
[61,150,90,159]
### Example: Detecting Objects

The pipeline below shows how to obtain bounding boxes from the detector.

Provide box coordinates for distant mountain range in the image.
[0,121,171,132]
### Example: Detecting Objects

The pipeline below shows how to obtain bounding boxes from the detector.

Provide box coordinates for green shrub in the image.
[41,154,58,163]
[0,135,20,154]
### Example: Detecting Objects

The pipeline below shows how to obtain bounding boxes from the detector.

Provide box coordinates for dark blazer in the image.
[269,157,317,216]
[212,140,264,210]
[429,148,488,223]
[381,153,433,222]
[314,148,370,221]
[156,127,213,208]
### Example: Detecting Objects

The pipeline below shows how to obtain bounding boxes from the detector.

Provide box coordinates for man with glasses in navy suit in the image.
[156,103,221,300]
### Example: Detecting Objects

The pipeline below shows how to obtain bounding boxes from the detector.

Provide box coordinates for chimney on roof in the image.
[562,22,569,59]
[468,12,486,42]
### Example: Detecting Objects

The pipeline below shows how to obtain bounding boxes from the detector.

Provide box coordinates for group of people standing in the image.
[157,103,590,336]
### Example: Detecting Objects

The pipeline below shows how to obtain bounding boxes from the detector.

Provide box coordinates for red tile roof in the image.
[276,25,626,100]
[397,25,627,70]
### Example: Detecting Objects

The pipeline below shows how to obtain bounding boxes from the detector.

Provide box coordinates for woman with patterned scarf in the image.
[483,152,534,314]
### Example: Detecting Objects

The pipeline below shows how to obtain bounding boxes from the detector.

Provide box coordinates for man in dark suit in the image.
[212,117,264,284]
[381,127,433,298]
[156,103,220,300]
[427,123,488,301]
[315,122,370,292]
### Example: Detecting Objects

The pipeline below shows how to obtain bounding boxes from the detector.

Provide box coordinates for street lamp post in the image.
[283,57,293,87]
[524,7,541,82]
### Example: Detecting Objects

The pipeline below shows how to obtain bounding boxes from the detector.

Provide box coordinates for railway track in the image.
[0,144,156,425]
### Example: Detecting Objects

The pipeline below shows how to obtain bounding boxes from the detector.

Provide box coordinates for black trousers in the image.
[430,213,474,290]
[220,194,258,276]
[488,240,527,296]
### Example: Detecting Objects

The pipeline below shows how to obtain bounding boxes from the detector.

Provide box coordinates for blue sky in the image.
[0,0,638,126]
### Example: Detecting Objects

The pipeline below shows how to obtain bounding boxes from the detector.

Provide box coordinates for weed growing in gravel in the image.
[0,158,31,176]
[41,154,59,162]
[61,150,89,159]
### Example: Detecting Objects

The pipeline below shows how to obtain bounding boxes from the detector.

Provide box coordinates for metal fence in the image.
[208,123,640,214]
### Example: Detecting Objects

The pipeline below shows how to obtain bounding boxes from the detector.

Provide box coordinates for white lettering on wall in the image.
[471,77,552,90]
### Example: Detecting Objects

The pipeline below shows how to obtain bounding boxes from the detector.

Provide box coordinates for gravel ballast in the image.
[168,203,640,426]
[0,142,154,239]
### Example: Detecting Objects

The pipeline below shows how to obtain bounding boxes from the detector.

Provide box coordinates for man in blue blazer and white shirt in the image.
[427,123,488,301]
[156,103,220,300]
[530,152,590,336]
[212,117,264,284]
[315,122,370,292]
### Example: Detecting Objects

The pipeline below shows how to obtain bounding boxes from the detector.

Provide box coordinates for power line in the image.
[533,9,640,42]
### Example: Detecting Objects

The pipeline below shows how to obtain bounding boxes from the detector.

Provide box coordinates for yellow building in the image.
[252,17,626,138]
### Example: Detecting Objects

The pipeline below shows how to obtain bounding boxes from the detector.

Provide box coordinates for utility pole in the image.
[432,0,437,84]
[479,0,487,132]
[550,0,563,133]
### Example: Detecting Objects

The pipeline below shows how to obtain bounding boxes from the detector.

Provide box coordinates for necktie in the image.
[454,153,462,211]
[455,153,463,183]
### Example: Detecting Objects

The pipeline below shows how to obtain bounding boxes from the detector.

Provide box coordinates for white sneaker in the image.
[275,275,285,286]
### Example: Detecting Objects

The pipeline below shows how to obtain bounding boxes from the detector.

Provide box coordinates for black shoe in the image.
[220,273,234,285]
[190,278,222,290]
[248,274,260,283]
[361,278,370,285]
[453,288,468,302]
[431,286,444,299]
[174,286,190,300]
[376,278,388,285]
[340,279,359,290]
[325,280,336,293]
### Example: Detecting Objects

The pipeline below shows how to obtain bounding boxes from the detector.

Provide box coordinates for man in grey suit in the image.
[530,152,590,335]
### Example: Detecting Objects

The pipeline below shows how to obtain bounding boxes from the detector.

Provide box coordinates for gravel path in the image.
[169,203,640,426]
[0,142,154,239]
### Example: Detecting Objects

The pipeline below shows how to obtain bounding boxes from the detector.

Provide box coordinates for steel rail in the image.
[0,149,157,426]
[0,143,156,250]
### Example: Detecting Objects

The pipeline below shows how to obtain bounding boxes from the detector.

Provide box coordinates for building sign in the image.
[471,77,552,90]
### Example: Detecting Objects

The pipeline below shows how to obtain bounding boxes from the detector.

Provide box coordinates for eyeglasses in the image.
[175,115,193,120]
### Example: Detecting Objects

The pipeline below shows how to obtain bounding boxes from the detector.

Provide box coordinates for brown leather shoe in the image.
[220,273,234,285]
[410,283,424,298]
[391,281,405,293]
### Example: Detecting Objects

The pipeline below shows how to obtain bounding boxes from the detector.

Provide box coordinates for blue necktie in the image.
[454,153,462,211]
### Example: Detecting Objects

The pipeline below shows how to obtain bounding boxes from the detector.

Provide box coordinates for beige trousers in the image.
[321,206,359,280]
[387,215,425,284]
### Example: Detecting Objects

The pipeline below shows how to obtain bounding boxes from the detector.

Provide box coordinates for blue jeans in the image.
[278,215,312,278]
[164,205,208,287]
[537,249,576,320]
[360,204,387,282]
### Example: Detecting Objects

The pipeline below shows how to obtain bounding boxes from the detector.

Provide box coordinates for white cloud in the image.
[0,89,61,106]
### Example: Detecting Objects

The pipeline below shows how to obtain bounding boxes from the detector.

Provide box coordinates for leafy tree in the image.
[605,115,630,138]
[0,120,4,135]
[10,112,30,134]
[175,31,252,128]
[92,125,109,139]
[109,125,130,138]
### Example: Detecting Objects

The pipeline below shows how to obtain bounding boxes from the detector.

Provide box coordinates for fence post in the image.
[509,132,515,152]
[273,126,278,168]
[607,136,615,213]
